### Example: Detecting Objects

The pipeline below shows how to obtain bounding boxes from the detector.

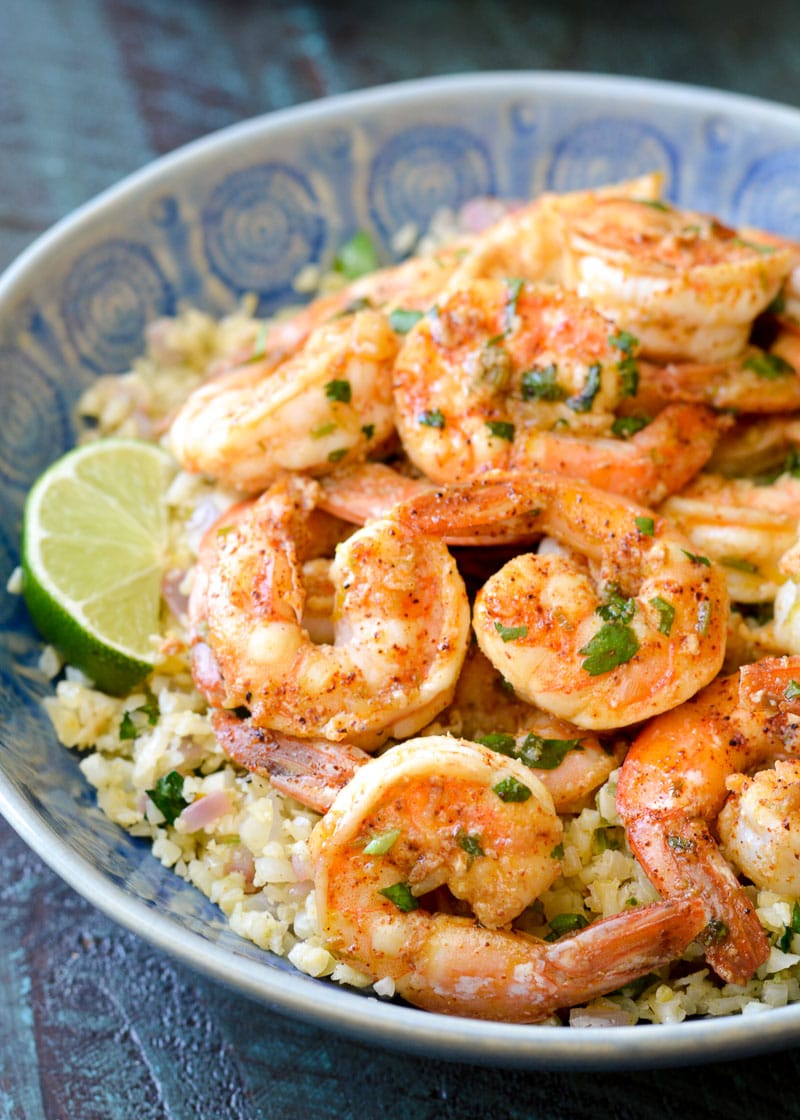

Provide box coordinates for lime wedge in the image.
[21,438,176,694]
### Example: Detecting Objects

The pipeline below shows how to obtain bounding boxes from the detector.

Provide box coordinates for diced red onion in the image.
[177,789,233,830]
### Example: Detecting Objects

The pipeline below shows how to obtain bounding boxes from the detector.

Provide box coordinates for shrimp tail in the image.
[623,816,770,985]
[211,709,369,813]
[399,896,707,1022]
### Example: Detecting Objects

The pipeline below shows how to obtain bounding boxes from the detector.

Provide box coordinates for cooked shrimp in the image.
[563,199,792,362]
[433,645,625,813]
[394,471,728,729]
[661,471,800,604]
[211,708,370,813]
[443,174,665,291]
[308,735,706,1021]
[210,644,624,815]
[520,402,726,507]
[738,226,800,332]
[632,329,800,414]
[707,413,800,478]
[718,759,800,895]
[393,279,624,481]
[319,462,545,546]
[189,475,470,748]
[616,656,800,985]
[169,306,399,491]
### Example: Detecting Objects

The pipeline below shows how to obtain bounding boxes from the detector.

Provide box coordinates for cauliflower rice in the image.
[28,222,800,1028]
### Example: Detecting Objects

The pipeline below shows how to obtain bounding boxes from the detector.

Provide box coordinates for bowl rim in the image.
[3,69,800,1070]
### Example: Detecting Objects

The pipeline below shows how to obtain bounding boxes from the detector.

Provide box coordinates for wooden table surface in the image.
[4,1,800,1116]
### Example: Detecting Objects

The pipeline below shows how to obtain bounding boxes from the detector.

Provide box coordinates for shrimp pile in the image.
[72,174,800,1025]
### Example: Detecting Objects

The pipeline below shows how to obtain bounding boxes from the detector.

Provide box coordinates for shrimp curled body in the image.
[170,308,399,492]
[616,656,800,985]
[309,736,707,1022]
[395,471,728,729]
[189,476,471,748]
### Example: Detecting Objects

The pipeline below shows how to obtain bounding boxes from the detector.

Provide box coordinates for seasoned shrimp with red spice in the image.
[394,471,728,729]
[308,735,706,1022]
[617,656,800,985]
[189,475,470,749]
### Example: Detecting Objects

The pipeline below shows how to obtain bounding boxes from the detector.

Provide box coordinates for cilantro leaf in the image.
[389,308,424,334]
[494,621,528,642]
[579,622,640,676]
[650,596,676,636]
[566,363,602,413]
[518,733,583,770]
[418,408,446,429]
[333,230,380,280]
[493,775,532,803]
[379,881,419,912]
[364,828,401,855]
[520,363,565,402]
[325,379,352,403]
[146,770,187,825]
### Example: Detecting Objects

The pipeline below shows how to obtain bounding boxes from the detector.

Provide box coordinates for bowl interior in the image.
[3,72,800,1069]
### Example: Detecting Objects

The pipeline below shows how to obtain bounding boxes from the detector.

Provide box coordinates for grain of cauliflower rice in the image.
[28,175,800,1025]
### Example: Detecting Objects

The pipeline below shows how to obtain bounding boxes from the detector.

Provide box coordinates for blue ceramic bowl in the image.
[3,72,800,1070]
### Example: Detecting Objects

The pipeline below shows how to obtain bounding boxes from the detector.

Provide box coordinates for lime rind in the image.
[21,438,176,694]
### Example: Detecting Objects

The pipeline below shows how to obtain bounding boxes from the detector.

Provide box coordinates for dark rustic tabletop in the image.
[5,1,800,1116]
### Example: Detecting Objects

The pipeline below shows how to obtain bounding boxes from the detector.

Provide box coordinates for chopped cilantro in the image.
[311,421,337,439]
[504,277,525,331]
[333,296,373,318]
[519,733,583,770]
[635,515,655,536]
[119,689,160,740]
[389,308,424,334]
[244,322,269,363]
[327,448,348,463]
[596,585,636,624]
[721,556,758,574]
[650,596,676,636]
[615,972,659,999]
[611,415,649,439]
[551,842,565,859]
[492,775,532,803]
[361,423,375,440]
[682,549,711,566]
[635,198,670,212]
[667,833,695,853]
[520,363,565,402]
[476,339,513,391]
[546,912,589,940]
[767,291,786,315]
[486,419,515,441]
[608,330,639,354]
[457,830,485,861]
[364,828,401,855]
[418,408,446,429]
[494,621,528,642]
[579,622,640,676]
[119,711,138,740]
[475,732,518,757]
[146,770,187,825]
[566,363,602,413]
[333,230,380,280]
[325,379,352,403]
[617,355,640,398]
[379,881,419,912]
[784,680,800,701]
[744,352,796,379]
